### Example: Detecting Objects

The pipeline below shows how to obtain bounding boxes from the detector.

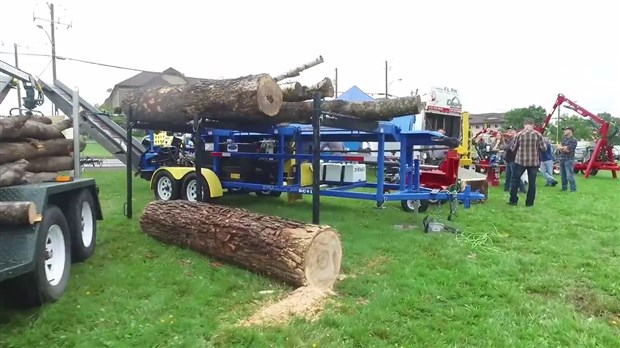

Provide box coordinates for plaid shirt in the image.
[559,136,578,161]
[511,128,545,167]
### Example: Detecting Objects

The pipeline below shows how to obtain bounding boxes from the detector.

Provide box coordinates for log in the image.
[273,56,324,82]
[0,115,29,138]
[0,138,86,164]
[140,200,342,288]
[0,159,28,187]
[121,74,283,123]
[280,81,304,102]
[30,115,53,125]
[24,156,74,173]
[270,94,424,124]
[0,201,42,225]
[1,118,73,141]
[23,172,59,184]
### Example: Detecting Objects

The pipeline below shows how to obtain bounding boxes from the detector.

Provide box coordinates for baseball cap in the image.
[562,127,574,131]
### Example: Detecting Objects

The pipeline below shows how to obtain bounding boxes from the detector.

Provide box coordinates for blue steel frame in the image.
[163,120,487,209]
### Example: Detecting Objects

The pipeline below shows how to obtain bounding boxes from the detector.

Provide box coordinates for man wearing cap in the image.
[557,127,578,192]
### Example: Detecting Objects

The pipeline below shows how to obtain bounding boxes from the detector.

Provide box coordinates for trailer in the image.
[131,109,486,214]
[0,179,103,306]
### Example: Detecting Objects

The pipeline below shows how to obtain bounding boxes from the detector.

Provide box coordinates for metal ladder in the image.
[39,79,146,171]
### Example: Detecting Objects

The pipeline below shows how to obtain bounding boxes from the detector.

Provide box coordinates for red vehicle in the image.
[537,94,618,179]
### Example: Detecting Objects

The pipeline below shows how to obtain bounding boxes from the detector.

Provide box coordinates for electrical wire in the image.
[0,51,159,73]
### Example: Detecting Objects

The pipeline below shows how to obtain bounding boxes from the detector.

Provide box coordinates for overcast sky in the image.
[1,0,619,118]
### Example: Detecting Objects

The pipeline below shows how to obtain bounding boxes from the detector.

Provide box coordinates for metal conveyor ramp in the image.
[39,79,145,171]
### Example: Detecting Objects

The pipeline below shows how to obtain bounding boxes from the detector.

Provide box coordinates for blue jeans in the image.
[539,160,555,184]
[510,164,539,206]
[560,159,576,191]
[504,161,526,192]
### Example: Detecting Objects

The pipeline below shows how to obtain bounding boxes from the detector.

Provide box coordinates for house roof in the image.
[115,67,197,88]
[337,85,374,102]
[469,112,506,125]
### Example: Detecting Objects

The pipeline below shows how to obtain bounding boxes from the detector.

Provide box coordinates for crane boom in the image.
[0,59,44,110]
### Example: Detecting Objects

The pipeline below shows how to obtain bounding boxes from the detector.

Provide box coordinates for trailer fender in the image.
[150,167,223,198]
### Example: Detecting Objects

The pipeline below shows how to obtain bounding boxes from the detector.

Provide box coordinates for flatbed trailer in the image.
[133,112,486,213]
[0,179,103,306]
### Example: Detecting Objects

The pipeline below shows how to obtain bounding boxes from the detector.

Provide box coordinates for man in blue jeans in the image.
[508,118,546,207]
[539,137,558,186]
[503,128,526,193]
[557,127,578,192]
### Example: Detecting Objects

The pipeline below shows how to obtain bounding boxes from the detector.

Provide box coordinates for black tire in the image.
[153,171,180,201]
[256,190,282,197]
[401,200,430,212]
[182,173,211,202]
[588,169,598,176]
[67,189,97,263]
[23,205,72,307]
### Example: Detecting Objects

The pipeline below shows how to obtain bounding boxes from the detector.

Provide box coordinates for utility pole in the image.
[14,43,22,113]
[33,2,71,117]
[334,68,338,98]
[384,60,388,99]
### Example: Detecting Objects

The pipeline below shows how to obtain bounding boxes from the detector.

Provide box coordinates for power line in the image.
[0,51,159,73]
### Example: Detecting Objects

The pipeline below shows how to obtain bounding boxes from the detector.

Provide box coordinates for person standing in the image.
[539,137,558,186]
[557,127,578,192]
[503,128,526,193]
[507,119,546,207]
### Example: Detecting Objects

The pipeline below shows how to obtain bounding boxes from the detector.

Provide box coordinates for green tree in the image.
[504,105,547,129]
[598,112,620,145]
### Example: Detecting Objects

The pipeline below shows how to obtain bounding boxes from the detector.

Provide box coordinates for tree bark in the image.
[121,74,283,123]
[24,156,74,173]
[0,115,29,138]
[271,94,424,124]
[283,78,335,102]
[30,115,53,125]
[0,159,28,187]
[0,138,85,164]
[140,200,342,288]
[1,119,73,141]
[23,172,58,184]
[0,201,42,225]
[280,81,304,102]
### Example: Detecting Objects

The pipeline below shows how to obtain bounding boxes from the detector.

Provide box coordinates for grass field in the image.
[80,142,114,159]
[1,169,619,347]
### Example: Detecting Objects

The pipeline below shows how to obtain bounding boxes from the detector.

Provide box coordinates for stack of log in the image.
[120,56,424,127]
[0,114,84,188]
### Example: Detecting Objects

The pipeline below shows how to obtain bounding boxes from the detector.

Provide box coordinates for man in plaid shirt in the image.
[507,118,546,207]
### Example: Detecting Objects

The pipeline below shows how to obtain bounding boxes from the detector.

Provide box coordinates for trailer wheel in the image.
[67,189,97,262]
[401,200,429,213]
[153,171,179,201]
[256,190,282,197]
[182,173,211,202]
[20,205,72,306]
[588,169,598,176]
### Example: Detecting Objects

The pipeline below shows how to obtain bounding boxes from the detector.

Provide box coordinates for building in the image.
[469,112,506,134]
[103,68,201,110]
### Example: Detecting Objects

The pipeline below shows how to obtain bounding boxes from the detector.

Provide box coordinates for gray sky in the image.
[1,0,619,118]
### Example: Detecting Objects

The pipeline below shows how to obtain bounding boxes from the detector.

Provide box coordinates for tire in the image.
[256,190,282,198]
[401,199,430,212]
[182,173,211,202]
[588,169,598,176]
[23,205,72,306]
[153,171,179,201]
[67,189,97,262]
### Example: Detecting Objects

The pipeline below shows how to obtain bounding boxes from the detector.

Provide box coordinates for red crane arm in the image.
[536,93,607,134]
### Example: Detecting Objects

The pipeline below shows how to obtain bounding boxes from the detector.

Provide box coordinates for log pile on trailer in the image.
[0,114,84,188]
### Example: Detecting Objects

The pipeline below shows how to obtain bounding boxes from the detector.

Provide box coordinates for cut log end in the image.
[257,76,283,117]
[304,229,342,288]
[0,201,41,225]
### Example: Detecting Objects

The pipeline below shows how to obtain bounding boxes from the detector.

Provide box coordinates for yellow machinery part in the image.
[150,167,223,198]
[456,111,473,166]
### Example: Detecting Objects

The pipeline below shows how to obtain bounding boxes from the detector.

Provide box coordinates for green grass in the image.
[80,142,114,159]
[1,170,619,347]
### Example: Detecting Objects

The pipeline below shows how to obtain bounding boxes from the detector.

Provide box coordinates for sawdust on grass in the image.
[239,286,334,327]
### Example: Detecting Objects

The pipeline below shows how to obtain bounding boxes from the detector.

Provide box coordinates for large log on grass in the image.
[122,74,283,123]
[0,201,42,225]
[0,138,85,164]
[140,200,342,288]
[1,119,73,141]
[0,159,28,187]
